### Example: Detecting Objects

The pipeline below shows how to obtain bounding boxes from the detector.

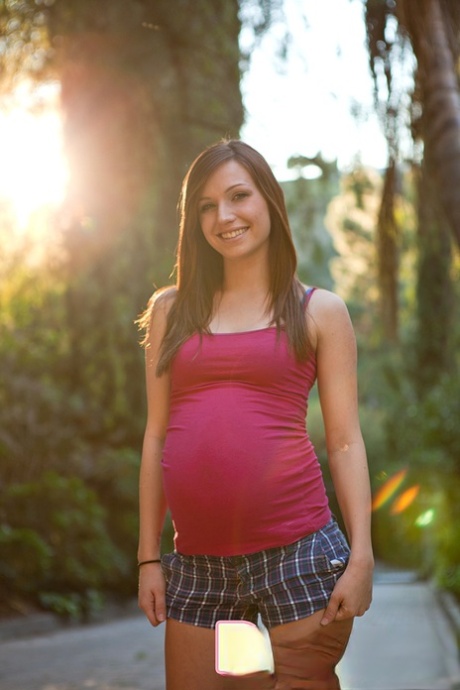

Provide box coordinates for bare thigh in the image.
[165,619,278,690]
[269,609,354,690]
[164,611,353,690]
[165,619,221,690]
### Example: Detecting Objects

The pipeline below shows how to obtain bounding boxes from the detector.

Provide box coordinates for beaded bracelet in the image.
[138,559,161,567]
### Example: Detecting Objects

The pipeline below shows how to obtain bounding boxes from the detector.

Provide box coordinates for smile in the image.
[219,227,248,240]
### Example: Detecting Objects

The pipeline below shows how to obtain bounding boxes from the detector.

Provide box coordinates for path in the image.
[1,571,459,690]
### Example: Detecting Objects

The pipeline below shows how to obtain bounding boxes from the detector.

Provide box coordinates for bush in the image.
[0,525,52,592]
[1,471,126,617]
[375,371,460,582]
[430,476,460,599]
[85,446,140,595]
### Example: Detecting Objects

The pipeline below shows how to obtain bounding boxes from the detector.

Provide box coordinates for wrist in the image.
[138,558,162,567]
[348,553,374,570]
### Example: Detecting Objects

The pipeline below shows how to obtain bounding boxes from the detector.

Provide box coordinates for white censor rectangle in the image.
[215,620,275,676]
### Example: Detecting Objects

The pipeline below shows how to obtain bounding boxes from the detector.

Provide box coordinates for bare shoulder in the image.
[141,286,177,349]
[147,286,177,326]
[302,287,354,346]
[150,285,177,313]
[309,288,349,317]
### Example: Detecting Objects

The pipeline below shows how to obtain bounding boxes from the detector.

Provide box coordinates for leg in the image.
[165,619,277,690]
[165,618,222,690]
[222,673,277,690]
[269,609,353,690]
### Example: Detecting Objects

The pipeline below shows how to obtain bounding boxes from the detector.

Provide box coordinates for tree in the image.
[0,0,283,612]
[400,0,458,387]
[376,159,399,342]
[365,0,458,386]
[365,0,404,342]
[401,0,460,249]
[365,0,460,590]
[1,0,246,443]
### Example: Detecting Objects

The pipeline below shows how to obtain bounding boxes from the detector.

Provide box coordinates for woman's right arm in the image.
[137,293,173,627]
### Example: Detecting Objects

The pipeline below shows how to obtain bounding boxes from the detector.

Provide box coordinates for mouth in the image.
[219,227,248,240]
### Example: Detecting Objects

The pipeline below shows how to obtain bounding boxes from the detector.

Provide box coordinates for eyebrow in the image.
[199,182,250,201]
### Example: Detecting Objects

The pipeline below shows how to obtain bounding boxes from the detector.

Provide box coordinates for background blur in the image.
[0,0,459,623]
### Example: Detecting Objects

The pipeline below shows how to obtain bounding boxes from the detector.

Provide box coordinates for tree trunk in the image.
[414,158,454,394]
[376,158,399,342]
[45,0,244,435]
[402,0,460,248]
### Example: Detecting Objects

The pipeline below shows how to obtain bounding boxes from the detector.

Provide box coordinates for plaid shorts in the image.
[161,518,350,629]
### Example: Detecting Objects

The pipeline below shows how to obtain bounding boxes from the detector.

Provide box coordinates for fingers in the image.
[154,592,167,625]
[138,568,167,627]
[320,596,340,626]
[139,589,167,626]
[354,597,372,618]
[321,564,373,626]
[321,587,370,626]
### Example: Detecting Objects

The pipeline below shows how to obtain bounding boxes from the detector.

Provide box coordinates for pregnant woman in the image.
[137,140,374,689]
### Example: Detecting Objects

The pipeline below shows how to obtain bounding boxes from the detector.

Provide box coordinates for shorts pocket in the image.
[160,551,185,582]
[311,520,350,576]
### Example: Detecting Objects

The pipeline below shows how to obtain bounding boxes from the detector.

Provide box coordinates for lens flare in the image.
[415,509,435,527]
[390,485,420,515]
[372,468,408,511]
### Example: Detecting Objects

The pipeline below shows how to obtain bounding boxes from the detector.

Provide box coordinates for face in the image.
[198,160,271,262]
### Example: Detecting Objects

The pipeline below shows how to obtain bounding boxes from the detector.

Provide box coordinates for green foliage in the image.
[363,0,460,595]
[1,0,459,618]
[0,524,52,593]
[368,350,460,577]
[1,471,126,616]
[0,250,76,483]
[371,490,427,570]
[432,475,460,598]
[0,0,252,615]
[325,166,382,336]
[86,447,140,593]
[0,0,53,88]
[39,590,105,620]
[384,372,460,477]
[281,158,339,290]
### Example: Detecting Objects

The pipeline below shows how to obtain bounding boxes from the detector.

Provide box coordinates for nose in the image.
[217,200,235,224]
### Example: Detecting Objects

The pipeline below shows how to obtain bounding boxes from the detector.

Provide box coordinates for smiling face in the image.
[198,160,271,263]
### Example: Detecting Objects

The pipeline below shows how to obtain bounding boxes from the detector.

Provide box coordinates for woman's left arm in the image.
[309,289,374,626]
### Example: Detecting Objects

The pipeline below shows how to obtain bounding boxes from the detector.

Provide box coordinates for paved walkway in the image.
[338,570,460,689]
[0,571,459,689]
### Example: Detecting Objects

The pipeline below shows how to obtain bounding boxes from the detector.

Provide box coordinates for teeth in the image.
[220,227,247,240]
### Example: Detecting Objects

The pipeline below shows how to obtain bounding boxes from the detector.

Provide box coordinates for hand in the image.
[320,560,373,626]
[138,562,167,626]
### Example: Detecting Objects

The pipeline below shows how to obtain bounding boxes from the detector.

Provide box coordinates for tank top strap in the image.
[302,286,317,310]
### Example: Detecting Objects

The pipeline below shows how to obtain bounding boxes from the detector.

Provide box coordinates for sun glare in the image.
[372,468,408,511]
[0,83,69,231]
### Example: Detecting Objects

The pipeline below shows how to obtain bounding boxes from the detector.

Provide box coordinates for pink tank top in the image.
[162,302,331,556]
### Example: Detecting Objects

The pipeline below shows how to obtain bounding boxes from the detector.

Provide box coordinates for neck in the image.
[221,254,270,297]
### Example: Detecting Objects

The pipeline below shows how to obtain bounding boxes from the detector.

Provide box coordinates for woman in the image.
[137,140,374,689]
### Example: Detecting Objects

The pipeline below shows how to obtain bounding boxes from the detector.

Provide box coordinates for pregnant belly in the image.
[161,407,318,555]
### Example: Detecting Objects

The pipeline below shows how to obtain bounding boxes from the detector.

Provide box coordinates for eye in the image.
[233,191,249,201]
[199,202,215,214]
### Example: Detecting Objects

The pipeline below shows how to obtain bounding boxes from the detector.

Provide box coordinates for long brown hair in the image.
[142,139,310,374]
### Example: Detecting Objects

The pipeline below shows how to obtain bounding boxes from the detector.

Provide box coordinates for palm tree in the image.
[401,0,460,248]
[365,0,458,383]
